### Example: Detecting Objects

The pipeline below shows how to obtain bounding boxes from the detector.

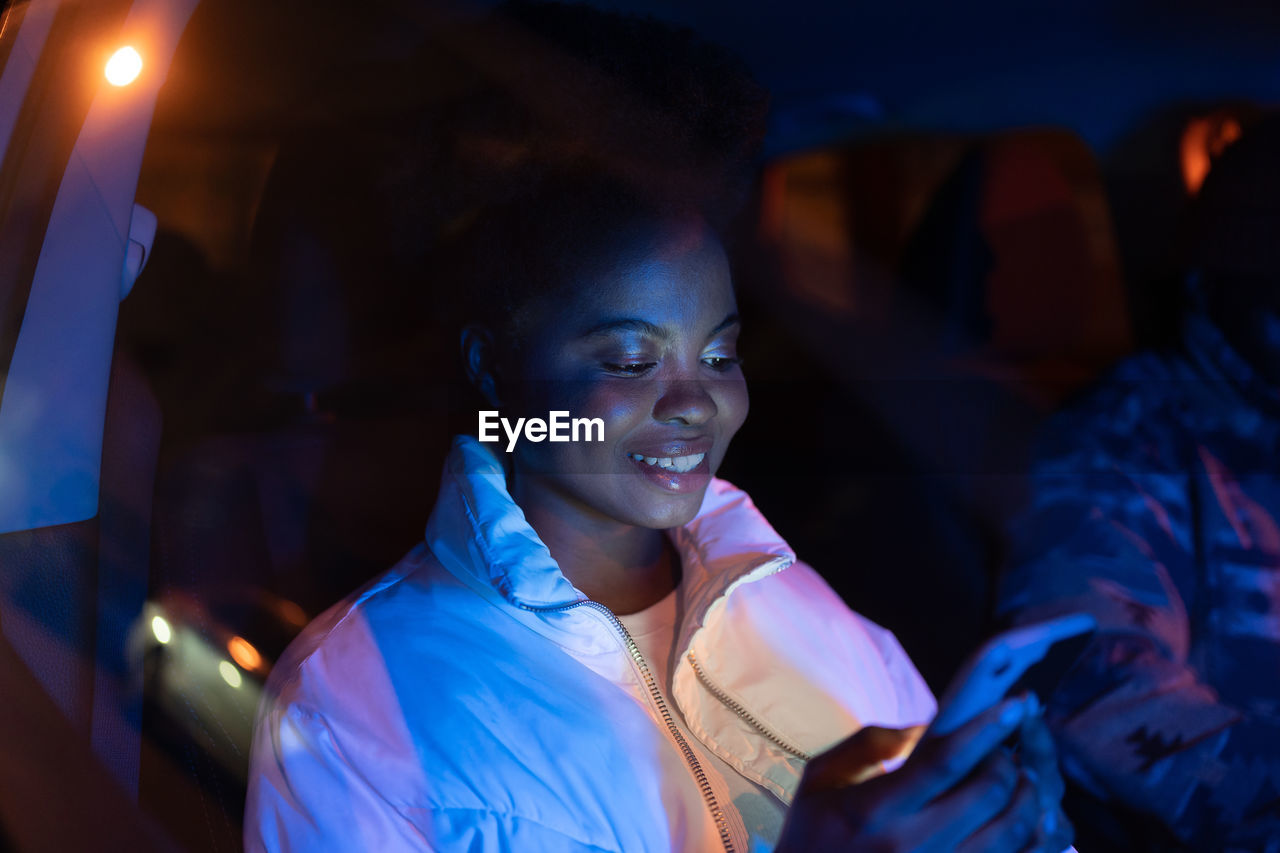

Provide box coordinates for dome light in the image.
[105,46,142,87]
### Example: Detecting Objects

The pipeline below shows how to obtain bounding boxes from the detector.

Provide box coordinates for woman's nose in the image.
[652,379,719,426]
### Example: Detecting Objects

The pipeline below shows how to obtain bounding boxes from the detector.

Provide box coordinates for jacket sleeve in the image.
[245,692,615,853]
[245,696,427,852]
[996,392,1278,848]
[854,610,938,730]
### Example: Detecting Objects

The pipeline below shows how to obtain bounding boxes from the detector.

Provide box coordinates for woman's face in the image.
[500,218,748,531]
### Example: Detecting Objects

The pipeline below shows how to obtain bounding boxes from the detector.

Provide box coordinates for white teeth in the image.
[672,453,705,473]
[629,452,706,473]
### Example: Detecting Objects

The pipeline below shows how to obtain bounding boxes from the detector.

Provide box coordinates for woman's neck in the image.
[510,472,680,616]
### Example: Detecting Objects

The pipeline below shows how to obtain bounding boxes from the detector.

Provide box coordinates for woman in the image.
[244,165,1070,851]
[245,5,1071,851]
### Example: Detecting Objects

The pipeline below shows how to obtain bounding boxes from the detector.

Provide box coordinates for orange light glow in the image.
[1181,114,1243,196]
[105,46,142,87]
[276,599,307,629]
[228,636,263,671]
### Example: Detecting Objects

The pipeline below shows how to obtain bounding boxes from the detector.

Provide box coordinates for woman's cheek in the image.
[571,378,647,428]
[514,376,601,420]
[719,375,750,434]
[515,380,648,470]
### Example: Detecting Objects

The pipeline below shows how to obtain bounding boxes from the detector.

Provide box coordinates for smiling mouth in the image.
[627,452,706,474]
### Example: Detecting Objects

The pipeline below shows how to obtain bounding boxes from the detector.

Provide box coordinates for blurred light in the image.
[151,615,172,645]
[105,46,142,87]
[277,598,307,629]
[1181,114,1243,196]
[218,660,242,689]
[228,636,263,671]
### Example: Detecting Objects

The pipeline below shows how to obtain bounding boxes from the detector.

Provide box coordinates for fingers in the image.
[1034,804,1075,852]
[799,725,927,793]
[914,751,1022,846]
[793,693,1064,852]
[1017,698,1074,851]
[954,769,1041,853]
[1019,707,1065,808]
[883,694,1036,811]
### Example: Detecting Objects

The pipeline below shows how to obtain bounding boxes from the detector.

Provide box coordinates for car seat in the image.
[725,127,1132,689]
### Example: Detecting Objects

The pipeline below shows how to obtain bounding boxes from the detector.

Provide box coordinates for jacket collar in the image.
[424,435,794,640]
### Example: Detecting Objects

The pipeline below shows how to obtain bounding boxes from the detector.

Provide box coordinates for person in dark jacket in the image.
[999,112,1280,851]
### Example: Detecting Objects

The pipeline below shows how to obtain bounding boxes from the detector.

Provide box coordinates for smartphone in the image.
[929,612,1097,736]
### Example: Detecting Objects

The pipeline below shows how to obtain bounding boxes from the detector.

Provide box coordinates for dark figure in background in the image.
[999,112,1280,850]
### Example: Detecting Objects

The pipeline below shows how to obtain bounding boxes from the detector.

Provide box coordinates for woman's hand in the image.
[775,694,1072,852]
[1017,701,1073,851]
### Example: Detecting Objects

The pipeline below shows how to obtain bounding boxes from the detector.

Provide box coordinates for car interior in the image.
[1,0,1276,849]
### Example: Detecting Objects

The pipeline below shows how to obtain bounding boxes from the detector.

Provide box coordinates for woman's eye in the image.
[703,356,743,372]
[602,362,657,376]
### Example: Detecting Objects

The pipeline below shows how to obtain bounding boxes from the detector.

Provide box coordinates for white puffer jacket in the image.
[245,435,937,852]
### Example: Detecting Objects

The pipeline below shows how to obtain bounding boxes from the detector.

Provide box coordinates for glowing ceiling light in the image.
[150,614,172,645]
[218,660,243,689]
[228,636,263,671]
[105,46,142,87]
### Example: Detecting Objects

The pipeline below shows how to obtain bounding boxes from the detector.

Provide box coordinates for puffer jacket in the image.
[245,434,936,852]
[999,312,1280,850]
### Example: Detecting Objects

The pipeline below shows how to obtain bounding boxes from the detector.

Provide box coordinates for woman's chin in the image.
[620,486,709,530]
[525,468,712,530]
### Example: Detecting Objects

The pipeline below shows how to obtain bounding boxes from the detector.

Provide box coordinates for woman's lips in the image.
[626,450,711,492]
[625,437,713,460]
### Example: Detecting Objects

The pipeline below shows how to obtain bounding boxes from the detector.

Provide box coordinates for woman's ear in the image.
[460,325,503,408]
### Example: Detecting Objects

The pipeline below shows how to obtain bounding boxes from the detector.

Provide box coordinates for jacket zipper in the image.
[520,598,736,853]
[686,652,812,762]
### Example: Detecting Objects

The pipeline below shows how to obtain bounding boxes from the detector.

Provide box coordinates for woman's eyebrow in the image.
[578,318,668,340]
[708,313,740,336]
[578,313,739,341]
